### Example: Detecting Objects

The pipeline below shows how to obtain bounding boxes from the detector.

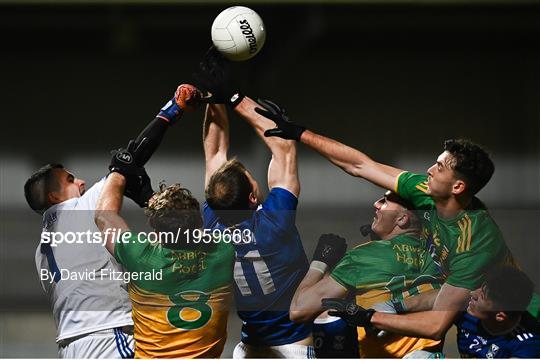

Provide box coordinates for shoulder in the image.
[395,172,428,192]
[342,241,388,262]
[262,187,298,210]
[453,210,504,250]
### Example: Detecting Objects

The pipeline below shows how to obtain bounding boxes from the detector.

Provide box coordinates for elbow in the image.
[342,163,363,177]
[429,330,446,341]
[289,309,313,324]
[289,301,315,323]
[94,210,108,231]
[427,320,451,341]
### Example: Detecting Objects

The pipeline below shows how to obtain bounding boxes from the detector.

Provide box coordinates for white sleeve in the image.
[76,177,106,210]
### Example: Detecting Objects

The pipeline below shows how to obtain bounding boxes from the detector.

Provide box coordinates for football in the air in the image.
[211,6,266,61]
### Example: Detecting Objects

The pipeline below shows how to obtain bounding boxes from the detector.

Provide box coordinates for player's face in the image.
[467,284,496,320]
[49,168,86,204]
[244,170,260,208]
[426,151,459,199]
[372,192,404,239]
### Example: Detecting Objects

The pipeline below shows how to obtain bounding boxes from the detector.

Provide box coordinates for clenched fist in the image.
[175,84,203,112]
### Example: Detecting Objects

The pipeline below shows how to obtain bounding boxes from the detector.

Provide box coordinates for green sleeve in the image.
[330,252,360,289]
[114,232,151,272]
[446,220,507,290]
[395,172,435,210]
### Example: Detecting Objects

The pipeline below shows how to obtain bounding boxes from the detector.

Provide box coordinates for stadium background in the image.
[1,0,539,357]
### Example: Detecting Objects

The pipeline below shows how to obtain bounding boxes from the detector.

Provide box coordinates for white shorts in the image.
[233,341,315,358]
[58,328,134,359]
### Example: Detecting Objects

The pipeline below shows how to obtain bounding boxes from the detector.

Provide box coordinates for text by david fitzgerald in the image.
[40,268,163,284]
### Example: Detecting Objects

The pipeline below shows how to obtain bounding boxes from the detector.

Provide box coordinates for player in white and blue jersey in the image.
[456,265,540,358]
[23,84,199,358]
[197,49,312,358]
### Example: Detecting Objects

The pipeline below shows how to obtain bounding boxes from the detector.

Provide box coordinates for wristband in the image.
[229,92,245,109]
[310,260,329,274]
[157,98,183,125]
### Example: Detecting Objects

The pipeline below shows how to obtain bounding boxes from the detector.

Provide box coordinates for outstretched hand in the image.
[255,99,306,141]
[194,46,244,107]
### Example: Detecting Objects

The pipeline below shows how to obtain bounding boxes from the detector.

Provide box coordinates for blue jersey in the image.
[312,316,359,358]
[456,312,540,358]
[204,187,311,346]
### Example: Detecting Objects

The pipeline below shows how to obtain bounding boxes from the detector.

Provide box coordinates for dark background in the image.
[1,1,539,357]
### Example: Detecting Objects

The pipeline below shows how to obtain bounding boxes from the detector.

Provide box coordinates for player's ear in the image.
[494,311,508,322]
[47,191,62,205]
[248,191,257,208]
[396,212,409,229]
[451,179,466,196]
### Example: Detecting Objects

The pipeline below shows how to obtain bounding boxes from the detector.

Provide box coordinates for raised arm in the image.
[235,97,300,197]
[290,271,348,323]
[290,234,349,322]
[300,131,403,191]
[95,172,130,255]
[259,109,404,191]
[203,103,229,187]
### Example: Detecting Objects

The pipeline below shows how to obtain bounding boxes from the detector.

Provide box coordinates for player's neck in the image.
[434,195,472,219]
[481,315,521,336]
[384,227,420,240]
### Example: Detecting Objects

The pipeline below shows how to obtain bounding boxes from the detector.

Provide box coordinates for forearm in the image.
[96,173,125,216]
[203,104,229,160]
[370,310,457,340]
[290,269,327,322]
[95,173,130,254]
[203,104,229,185]
[300,130,401,190]
[267,147,300,196]
[132,116,169,166]
[235,97,293,155]
[403,289,440,312]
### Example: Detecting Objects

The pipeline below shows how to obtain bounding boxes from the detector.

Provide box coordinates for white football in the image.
[211,6,266,61]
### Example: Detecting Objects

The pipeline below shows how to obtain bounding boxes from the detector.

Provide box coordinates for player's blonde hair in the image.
[145,183,202,235]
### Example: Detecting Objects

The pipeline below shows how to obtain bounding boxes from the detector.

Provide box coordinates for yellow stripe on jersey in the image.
[415,181,429,194]
[465,215,472,252]
[457,216,473,253]
[457,220,465,253]
[394,171,408,193]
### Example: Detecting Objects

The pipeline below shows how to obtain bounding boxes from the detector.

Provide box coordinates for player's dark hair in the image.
[443,139,494,195]
[145,183,203,250]
[386,191,415,211]
[24,163,64,214]
[484,265,534,318]
[205,159,253,226]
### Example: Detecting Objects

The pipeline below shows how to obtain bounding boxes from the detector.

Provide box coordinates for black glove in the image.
[322,298,375,328]
[109,140,141,177]
[312,233,347,269]
[256,99,306,141]
[123,167,154,208]
[194,46,244,108]
[109,140,155,208]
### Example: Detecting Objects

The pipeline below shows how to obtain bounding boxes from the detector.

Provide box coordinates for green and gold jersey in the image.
[395,172,515,290]
[114,232,234,358]
[331,234,443,358]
